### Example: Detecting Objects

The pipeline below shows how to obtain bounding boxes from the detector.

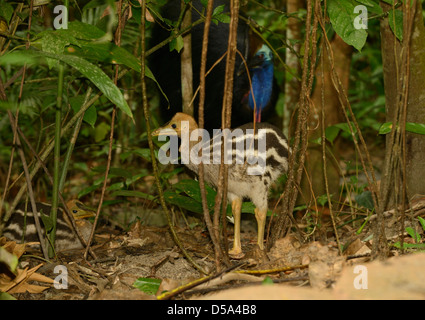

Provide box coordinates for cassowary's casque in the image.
[2,200,95,252]
[152,113,289,257]
[150,0,279,133]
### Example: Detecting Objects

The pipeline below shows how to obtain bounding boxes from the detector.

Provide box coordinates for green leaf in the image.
[66,42,143,75]
[94,122,111,142]
[325,125,341,144]
[262,276,274,285]
[393,242,425,250]
[355,191,374,210]
[69,95,97,127]
[333,122,357,135]
[0,246,18,274]
[67,20,106,40]
[0,291,17,300]
[355,0,383,14]
[170,35,184,53]
[418,216,425,232]
[133,148,154,161]
[110,190,155,200]
[379,122,425,135]
[328,0,368,51]
[33,30,79,69]
[133,277,162,295]
[174,180,216,207]
[78,183,102,198]
[0,50,133,119]
[405,227,420,243]
[212,4,230,24]
[378,122,392,134]
[40,212,54,233]
[405,122,425,135]
[164,190,204,214]
[0,0,14,23]
[92,166,133,179]
[388,9,403,41]
[125,171,149,186]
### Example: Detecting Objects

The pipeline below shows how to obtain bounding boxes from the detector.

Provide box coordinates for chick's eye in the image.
[72,209,78,213]
[171,124,177,129]
[259,53,264,59]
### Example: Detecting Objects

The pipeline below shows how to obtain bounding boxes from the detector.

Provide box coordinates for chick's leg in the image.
[255,207,267,250]
[229,198,243,258]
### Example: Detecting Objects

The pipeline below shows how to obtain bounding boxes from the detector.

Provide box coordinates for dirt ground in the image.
[1,205,425,300]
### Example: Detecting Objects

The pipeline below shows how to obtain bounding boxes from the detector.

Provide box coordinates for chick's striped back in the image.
[2,202,93,252]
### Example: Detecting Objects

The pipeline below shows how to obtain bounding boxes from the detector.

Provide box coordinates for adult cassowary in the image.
[150,0,279,133]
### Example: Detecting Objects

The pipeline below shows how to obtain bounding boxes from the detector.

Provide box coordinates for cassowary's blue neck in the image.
[248,62,274,122]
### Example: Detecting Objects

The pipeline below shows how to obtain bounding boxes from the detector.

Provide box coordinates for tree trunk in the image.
[300,34,352,206]
[284,0,303,135]
[380,0,425,205]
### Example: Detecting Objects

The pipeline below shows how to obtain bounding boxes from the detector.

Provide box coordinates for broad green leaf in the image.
[393,242,425,250]
[174,179,216,207]
[328,0,368,51]
[94,122,110,142]
[379,122,425,135]
[355,191,374,210]
[0,50,133,119]
[0,0,14,23]
[355,0,383,14]
[40,212,54,233]
[164,190,204,214]
[78,184,101,198]
[0,291,17,300]
[32,30,80,69]
[262,276,274,285]
[378,122,392,134]
[212,4,230,24]
[92,166,133,179]
[66,42,143,75]
[110,190,155,200]
[406,122,425,135]
[67,20,106,40]
[69,95,97,127]
[133,277,162,295]
[0,246,18,273]
[418,216,425,232]
[405,227,420,243]
[333,122,357,135]
[325,125,341,144]
[389,9,403,41]
[125,171,150,186]
[133,148,154,161]
[170,35,184,53]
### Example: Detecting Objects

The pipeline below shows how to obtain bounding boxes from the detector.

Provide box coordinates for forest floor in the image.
[2,204,425,300]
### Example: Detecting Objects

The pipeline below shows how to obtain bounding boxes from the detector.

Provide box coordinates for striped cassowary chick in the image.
[152,113,289,258]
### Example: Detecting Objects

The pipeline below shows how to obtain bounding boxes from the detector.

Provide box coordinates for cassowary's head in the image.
[249,44,273,69]
[248,44,274,122]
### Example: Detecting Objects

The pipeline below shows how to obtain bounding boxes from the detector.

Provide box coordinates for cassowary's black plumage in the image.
[150,0,279,134]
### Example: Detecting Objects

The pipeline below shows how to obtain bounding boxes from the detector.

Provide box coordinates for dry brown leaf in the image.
[0,237,32,258]
[137,1,154,22]
[0,263,53,294]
